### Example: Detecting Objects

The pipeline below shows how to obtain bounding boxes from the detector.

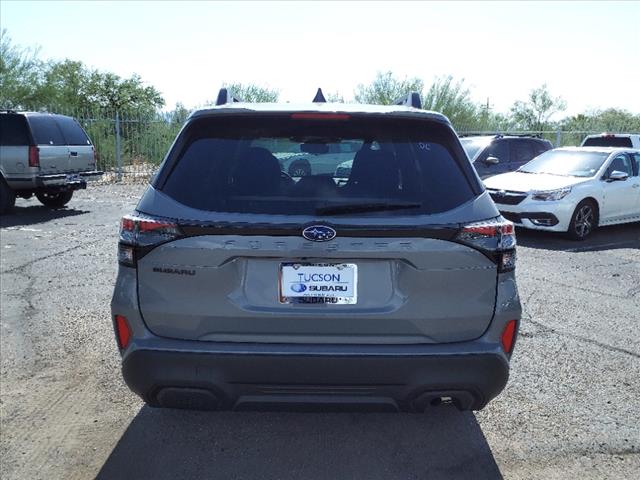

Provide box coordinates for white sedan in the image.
[484,147,640,240]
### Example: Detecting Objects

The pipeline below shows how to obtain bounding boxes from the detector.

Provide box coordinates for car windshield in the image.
[160,115,476,216]
[518,150,609,177]
[460,137,492,160]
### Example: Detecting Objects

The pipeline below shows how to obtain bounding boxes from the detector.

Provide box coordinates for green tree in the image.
[222,82,279,102]
[168,102,191,124]
[0,29,46,108]
[423,76,478,129]
[510,84,567,131]
[354,71,424,105]
[41,59,90,111]
[562,108,640,133]
[84,71,164,113]
[326,91,345,103]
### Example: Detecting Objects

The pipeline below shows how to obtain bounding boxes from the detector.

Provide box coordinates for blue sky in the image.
[2,1,639,116]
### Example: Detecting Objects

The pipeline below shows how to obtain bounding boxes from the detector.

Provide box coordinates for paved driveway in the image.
[1,184,638,479]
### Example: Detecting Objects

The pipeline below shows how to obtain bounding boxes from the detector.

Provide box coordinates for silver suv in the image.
[0,111,103,213]
[110,89,521,412]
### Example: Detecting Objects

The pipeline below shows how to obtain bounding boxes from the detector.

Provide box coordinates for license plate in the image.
[279,263,357,304]
[65,174,81,183]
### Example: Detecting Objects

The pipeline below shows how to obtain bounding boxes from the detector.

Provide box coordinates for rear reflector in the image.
[115,315,132,349]
[28,146,40,167]
[291,113,351,120]
[501,320,517,353]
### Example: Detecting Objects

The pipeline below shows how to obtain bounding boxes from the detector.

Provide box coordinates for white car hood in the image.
[484,172,588,192]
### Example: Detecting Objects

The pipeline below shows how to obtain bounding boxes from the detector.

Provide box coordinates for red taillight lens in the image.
[501,320,518,353]
[291,113,351,120]
[461,222,514,238]
[118,213,181,267]
[115,315,132,349]
[28,146,40,167]
[456,217,517,272]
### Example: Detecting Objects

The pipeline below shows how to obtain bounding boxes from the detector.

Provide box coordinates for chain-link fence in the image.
[25,107,610,183]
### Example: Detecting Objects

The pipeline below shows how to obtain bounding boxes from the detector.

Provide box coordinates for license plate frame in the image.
[279,262,358,305]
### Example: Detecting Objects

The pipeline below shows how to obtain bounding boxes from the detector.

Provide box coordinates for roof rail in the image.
[313,88,326,103]
[1,109,18,114]
[215,87,243,106]
[393,92,422,109]
[459,133,495,138]
[504,133,542,139]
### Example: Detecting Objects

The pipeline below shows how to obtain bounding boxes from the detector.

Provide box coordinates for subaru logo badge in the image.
[290,283,307,293]
[302,225,336,242]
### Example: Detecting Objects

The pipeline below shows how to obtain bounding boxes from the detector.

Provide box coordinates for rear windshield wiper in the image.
[316,202,422,215]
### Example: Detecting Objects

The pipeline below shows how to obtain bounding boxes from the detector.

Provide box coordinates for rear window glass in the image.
[582,136,632,147]
[161,116,475,216]
[0,115,30,146]
[55,116,91,145]
[28,116,66,146]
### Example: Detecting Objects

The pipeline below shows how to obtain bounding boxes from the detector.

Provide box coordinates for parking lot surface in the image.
[1,184,639,480]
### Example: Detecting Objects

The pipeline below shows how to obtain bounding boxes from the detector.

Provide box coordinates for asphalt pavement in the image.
[1,184,638,480]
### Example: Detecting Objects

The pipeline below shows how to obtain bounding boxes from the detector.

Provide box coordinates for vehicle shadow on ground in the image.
[0,205,88,228]
[516,222,640,252]
[97,406,502,480]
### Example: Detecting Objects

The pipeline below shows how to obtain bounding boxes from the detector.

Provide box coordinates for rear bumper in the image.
[112,263,521,412]
[121,341,511,412]
[36,170,104,189]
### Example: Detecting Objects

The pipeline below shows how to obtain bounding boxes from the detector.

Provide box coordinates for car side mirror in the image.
[608,170,629,182]
[484,156,500,165]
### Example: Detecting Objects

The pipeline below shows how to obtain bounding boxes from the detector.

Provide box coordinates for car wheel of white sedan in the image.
[568,200,598,241]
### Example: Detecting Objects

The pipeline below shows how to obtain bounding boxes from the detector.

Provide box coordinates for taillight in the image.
[456,217,516,272]
[118,213,181,267]
[501,320,518,353]
[114,315,132,349]
[29,146,40,167]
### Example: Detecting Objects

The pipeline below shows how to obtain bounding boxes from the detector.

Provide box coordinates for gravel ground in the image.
[1,183,638,480]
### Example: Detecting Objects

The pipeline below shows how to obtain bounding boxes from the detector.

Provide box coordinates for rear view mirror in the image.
[608,170,629,182]
[484,156,500,165]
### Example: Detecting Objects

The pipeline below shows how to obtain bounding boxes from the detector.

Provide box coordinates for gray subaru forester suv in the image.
[110,89,521,412]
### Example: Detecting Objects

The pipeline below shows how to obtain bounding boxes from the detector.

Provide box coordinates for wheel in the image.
[288,161,311,177]
[36,190,74,208]
[567,199,598,240]
[0,177,16,214]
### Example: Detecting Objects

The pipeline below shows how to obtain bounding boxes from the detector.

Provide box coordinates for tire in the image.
[36,190,74,208]
[567,199,598,240]
[288,161,311,177]
[0,177,16,214]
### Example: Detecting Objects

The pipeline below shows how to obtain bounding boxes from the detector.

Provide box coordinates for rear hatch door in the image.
[134,113,499,344]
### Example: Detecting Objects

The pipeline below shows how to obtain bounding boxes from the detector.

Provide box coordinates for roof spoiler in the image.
[393,92,422,109]
[215,88,243,106]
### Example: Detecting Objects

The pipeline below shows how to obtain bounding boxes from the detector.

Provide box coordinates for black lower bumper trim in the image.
[500,211,559,227]
[122,348,509,412]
